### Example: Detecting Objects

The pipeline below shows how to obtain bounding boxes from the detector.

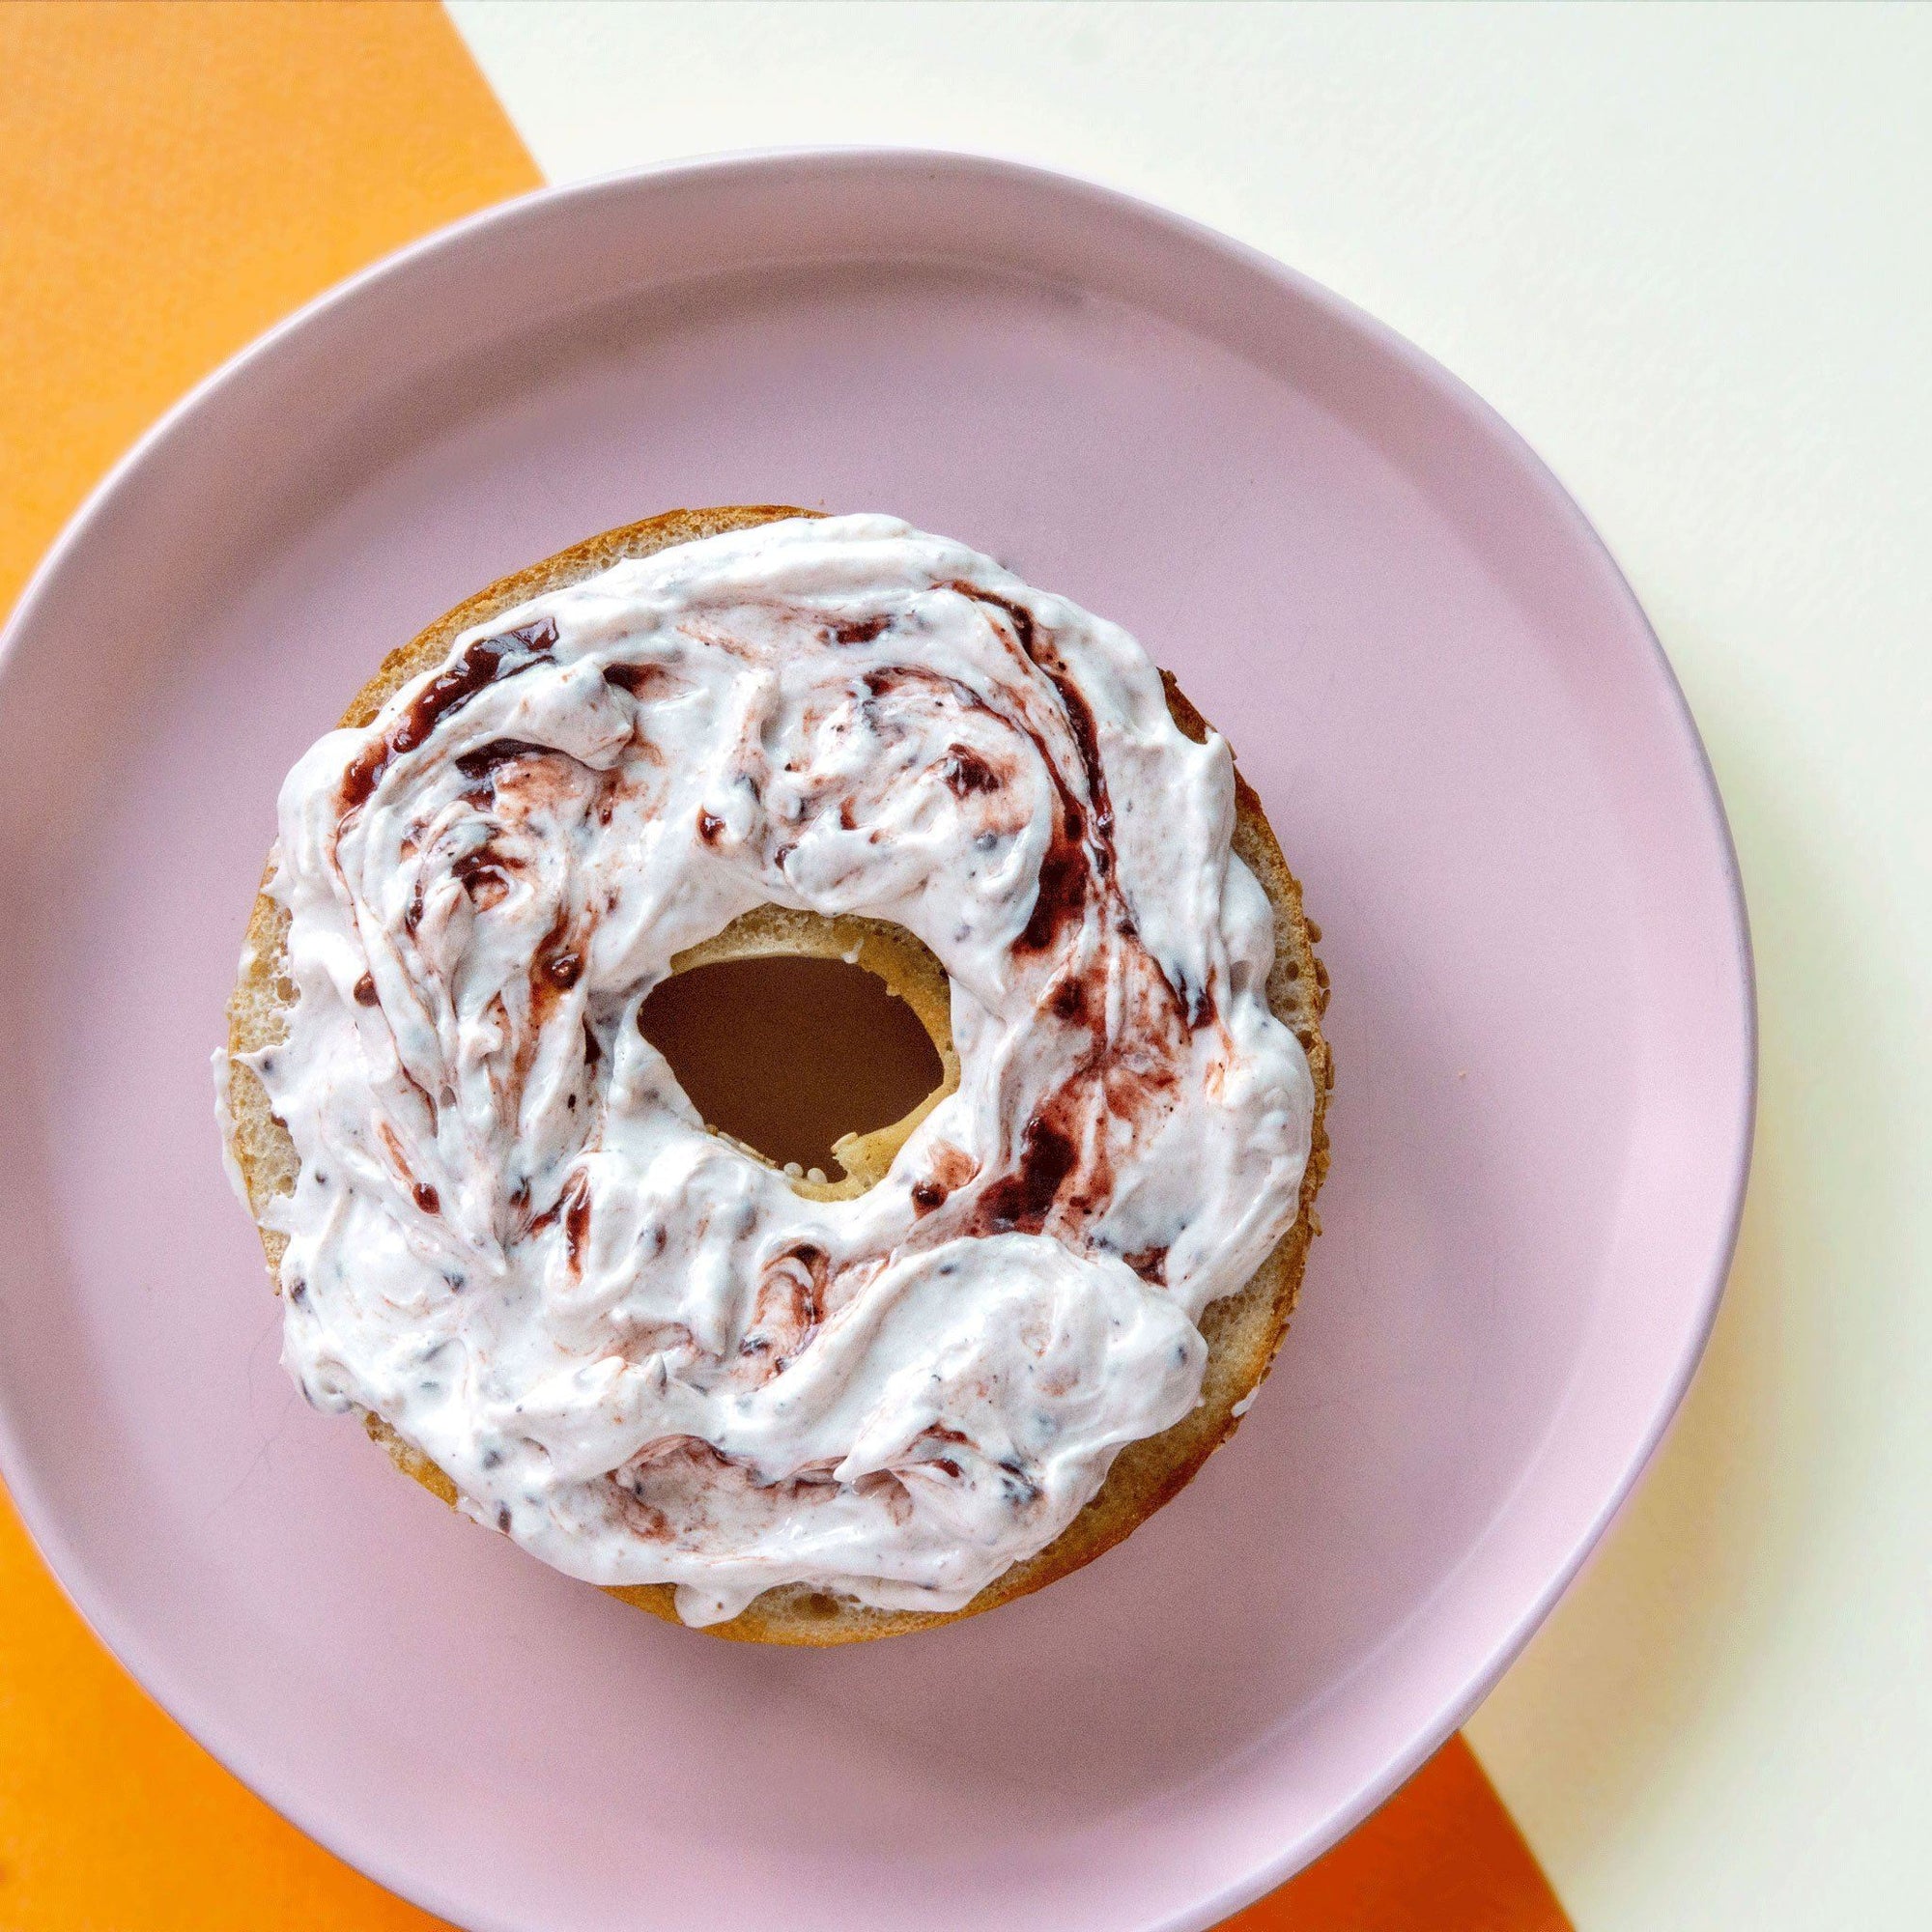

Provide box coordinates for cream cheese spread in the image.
[229,515,1314,1626]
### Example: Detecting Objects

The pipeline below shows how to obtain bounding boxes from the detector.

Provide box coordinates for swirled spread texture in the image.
[236,516,1315,1625]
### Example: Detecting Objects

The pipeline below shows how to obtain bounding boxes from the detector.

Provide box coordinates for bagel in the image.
[221,507,1330,1644]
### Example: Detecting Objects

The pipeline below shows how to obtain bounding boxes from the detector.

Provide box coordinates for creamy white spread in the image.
[230,515,1314,1626]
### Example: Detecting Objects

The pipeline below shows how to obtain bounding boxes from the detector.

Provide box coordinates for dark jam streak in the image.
[956,583,1215,1028]
[602,662,664,696]
[952,584,1113,847]
[1017,837,1089,955]
[339,617,557,815]
[939,747,1002,796]
[455,738,551,781]
[975,1113,1080,1235]
[949,583,1119,957]
[1047,977,1089,1024]
[563,1178,591,1269]
[451,844,509,894]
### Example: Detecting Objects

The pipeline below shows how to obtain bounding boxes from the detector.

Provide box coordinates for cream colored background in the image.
[446,5,1932,1925]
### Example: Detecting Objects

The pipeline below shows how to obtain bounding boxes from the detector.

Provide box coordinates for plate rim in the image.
[0,144,1757,1932]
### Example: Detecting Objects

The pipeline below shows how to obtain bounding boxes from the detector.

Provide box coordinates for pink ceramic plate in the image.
[0,153,1753,1931]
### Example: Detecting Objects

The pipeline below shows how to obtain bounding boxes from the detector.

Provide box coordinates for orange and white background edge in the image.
[2,5,1927,1927]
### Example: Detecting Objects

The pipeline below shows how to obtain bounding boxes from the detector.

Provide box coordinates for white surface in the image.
[447,6,1932,1925]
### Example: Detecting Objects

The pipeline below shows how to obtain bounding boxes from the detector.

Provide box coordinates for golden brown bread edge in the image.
[224,505,1333,1645]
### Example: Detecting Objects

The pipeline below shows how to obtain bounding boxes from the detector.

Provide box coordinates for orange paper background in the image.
[0,6,1567,1927]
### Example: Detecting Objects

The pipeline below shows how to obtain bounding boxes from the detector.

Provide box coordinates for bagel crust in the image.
[223,507,1330,1644]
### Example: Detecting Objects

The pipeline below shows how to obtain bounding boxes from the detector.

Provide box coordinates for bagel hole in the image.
[637,953,945,1177]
